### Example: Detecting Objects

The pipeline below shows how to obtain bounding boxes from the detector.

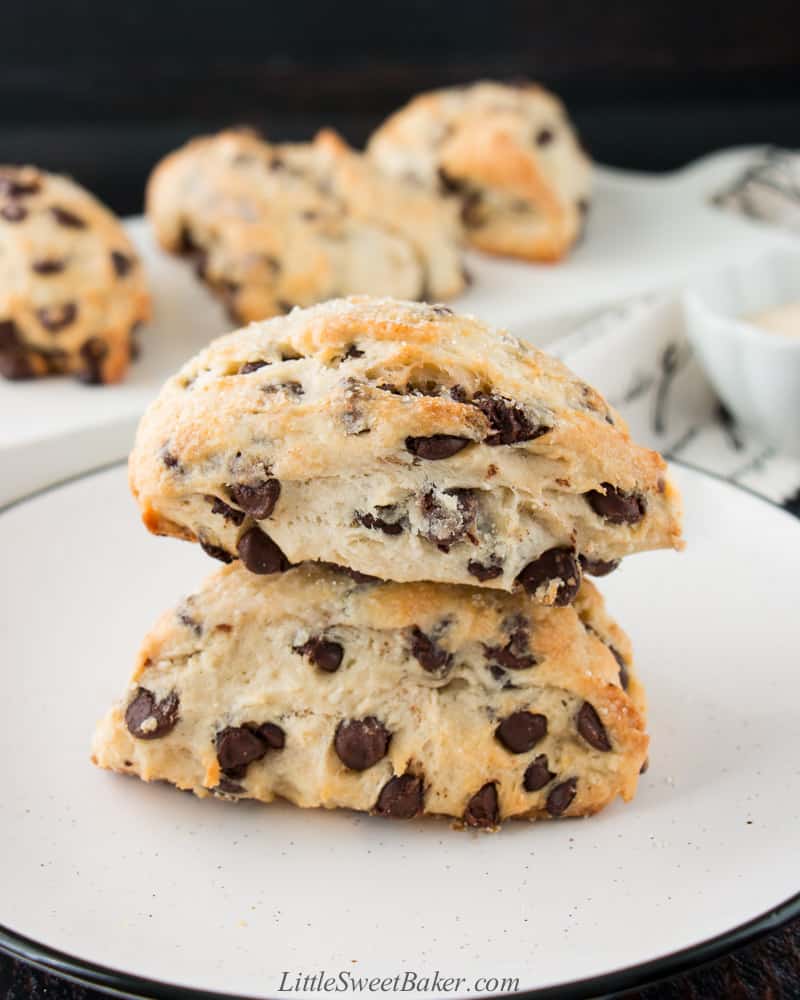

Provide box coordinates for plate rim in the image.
[2,893,799,1000]
[1,458,798,999]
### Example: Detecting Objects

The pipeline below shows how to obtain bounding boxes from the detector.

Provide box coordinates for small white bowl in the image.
[683,247,800,457]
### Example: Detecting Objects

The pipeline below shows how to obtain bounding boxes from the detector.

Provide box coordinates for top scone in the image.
[0,166,150,382]
[368,81,591,262]
[147,128,466,322]
[130,297,682,602]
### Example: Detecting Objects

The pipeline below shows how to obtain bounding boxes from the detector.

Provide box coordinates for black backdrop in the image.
[3,1,800,212]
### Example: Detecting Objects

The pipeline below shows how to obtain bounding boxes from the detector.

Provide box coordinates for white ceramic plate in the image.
[0,462,798,999]
[0,148,794,507]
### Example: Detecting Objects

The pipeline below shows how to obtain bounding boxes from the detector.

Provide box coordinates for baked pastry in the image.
[146,129,465,322]
[0,166,151,382]
[92,562,648,827]
[129,297,683,601]
[368,80,591,262]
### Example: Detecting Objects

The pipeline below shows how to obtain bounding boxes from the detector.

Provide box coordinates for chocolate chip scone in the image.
[368,80,591,262]
[130,297,682,601]
[146,129,465,323]
[0,166,151,382]
[92,562,648,827]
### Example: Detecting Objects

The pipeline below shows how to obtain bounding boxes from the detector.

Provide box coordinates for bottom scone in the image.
[92,563,648,828]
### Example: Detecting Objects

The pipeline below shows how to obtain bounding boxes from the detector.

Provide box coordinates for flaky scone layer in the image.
[93,563,648,827]
[130,297,682,599]
[368,81,591,262]
[0,165,150,382]
[146,129,465,322]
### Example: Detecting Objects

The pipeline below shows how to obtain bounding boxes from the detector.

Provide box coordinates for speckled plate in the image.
[0,461,798,999]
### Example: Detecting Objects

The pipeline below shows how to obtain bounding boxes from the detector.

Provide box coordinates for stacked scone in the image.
[93,297,682,828]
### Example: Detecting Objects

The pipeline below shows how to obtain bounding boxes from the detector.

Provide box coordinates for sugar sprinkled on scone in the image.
[129,296,682,599]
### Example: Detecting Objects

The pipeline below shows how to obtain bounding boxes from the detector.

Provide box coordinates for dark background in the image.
[2,2,800,996]
[2,0,800,215]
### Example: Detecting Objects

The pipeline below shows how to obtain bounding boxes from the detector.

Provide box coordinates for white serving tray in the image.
[0,148,794,506]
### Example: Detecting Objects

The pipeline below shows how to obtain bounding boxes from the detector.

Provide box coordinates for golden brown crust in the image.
[93,563,648,826]
[368,81,591,262]
[146,129,465,322]
[129,297,682,594]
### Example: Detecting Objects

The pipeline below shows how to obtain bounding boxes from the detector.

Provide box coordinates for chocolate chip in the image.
[418,488,477,550]
[355,508,404,535]
[254,722,285,749]
[374,773,424,819]
[295,636,344,673]
[523,755,556,792]
[577,702,612,751]
[495,711,547,754]
[50,205,86,228]
[111,250,133,277]
[0,349,35,379]
[239,360,269,374]
[517,548,581,606]
[471,394,549,446]
[37,302,77,332]
[405,435,470,460]
[579,555,620,577]
[334,717,390,771]
[32,259,66,275]
[467,559,503,581]
[640,758,649,775]
[1,320,21,350]
[438,168,463,195]
[263,380,304,396]
[611,647,630,691]
[216,777,245,795]
[429,304,453,317]
[484,624,536,671]
[215,725,268,775]
[125,688,179,740]
[488,665,511,685]
[461,191,484,227]
[0,319,34,380]
[206,495,245,526]
[237,527,290,574]
[410,627,452,673]
[177,611,202,636]
[0,175,40,197]
[77,337,108,385]
[585,484,647,525]
[200,540,234,563]
[161,450,180,470]
[178,226,197,253]
[546,778,577,816]
[229,478,281,520]
[343,344,364,359]
[1,203,27,223]
[464,783,499,828]
[536,128,555,146]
